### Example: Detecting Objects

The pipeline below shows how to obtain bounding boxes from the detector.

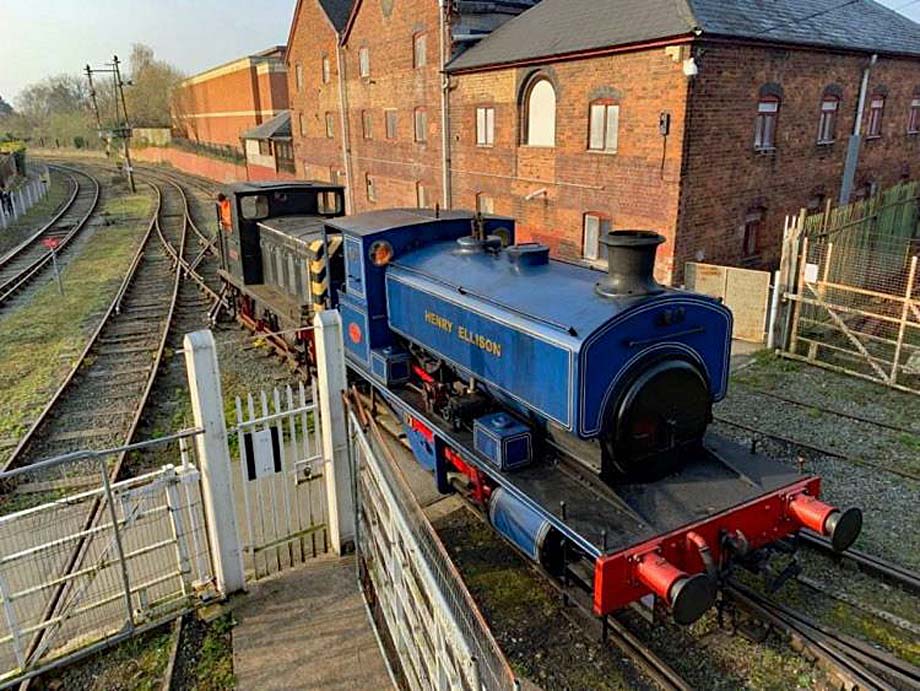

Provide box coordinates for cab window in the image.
[240,194,269,220]
[318,191,342,215]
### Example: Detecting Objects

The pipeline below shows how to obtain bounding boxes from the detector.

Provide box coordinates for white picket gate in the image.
[231,382,329,579]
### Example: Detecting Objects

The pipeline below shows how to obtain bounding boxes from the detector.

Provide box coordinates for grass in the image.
[0,172,71,256]
[0,192,152,460]
[193,614,236,690]
[39,624,173,691]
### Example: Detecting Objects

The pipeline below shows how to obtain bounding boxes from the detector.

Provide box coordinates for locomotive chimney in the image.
[595,230,666,298]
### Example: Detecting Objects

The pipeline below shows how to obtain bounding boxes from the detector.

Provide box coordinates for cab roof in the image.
[224,180,344,195]
[325,208,512,237]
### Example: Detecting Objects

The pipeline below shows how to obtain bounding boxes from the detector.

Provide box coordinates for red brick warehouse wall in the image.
[287,0,349,187]
[172,51,290,150]
[342,0,446,213]
[449,46,691,282]
[676,43,920,276]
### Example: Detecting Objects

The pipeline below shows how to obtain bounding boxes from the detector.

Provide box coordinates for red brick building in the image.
[287,0,920,282]
[172,47,290,151]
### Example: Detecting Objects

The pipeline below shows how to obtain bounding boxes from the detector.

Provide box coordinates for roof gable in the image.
[286,0,354,60]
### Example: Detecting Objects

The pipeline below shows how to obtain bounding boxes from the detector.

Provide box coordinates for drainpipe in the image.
[839,53,877,204]
[439,0,452,209]
[336,40,357,213]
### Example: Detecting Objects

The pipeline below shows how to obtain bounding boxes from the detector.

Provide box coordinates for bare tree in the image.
[125,43,183,127]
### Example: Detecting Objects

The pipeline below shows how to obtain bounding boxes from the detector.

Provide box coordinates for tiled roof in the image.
[318,0,354,32]
[447,0,920,72]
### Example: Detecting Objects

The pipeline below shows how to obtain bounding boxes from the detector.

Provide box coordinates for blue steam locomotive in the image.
[217,188,861,626]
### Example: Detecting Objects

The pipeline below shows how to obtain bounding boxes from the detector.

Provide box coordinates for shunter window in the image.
[318,191,342,215]
[240,195,269,221]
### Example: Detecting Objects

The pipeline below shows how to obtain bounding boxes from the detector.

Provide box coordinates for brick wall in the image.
[677,43,920,278]
[343,0,445,213]
[133,146,247,183]
[173,55,290,149]
[450,48,690,281]
[287,1,348,188]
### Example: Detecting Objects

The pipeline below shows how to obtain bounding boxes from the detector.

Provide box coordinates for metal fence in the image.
[0,431,214,685]
[779,181,920,393]
[0,168,51,230]
[231,382,328,580]
[349,408,518,691]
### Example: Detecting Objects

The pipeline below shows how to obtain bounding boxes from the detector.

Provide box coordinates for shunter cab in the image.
[216,181,346,359]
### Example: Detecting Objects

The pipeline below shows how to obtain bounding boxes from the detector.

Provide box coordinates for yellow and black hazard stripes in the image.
[308,235,342,307]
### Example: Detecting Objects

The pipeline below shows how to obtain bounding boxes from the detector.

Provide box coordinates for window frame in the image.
[588,100,620,153]
[385,109,398,140]
[362,110,373,140]
[365,173,376,203]
[476,193,494,214]
[521,76,557,147]
[867,95,885,139]
[413,33,427,69]
[325,112,335,139]
[321,55,331,84]
[909,97,920,134]
[817,95,839,145]
[416,181,427,208]
[742,208,765,259]
[582,212,611,265]
[298,112,306,137]
[476,106,495,147]
[414,107,428,143]
[754,95,780,151]
[295,63,303,92]
[359,47,370,78]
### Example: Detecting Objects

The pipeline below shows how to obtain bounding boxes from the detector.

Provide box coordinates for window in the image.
[743,208,764,258]
[385,110,398,140]
[476,106,495,147]
[240,195,269,221]
[817,96,838,144]
[295,63,303,92]
[319,191,342,215]
[523,78,556,146]
[909,98,920,134]
[414,107,427,143]
[476,193,494,214]
[583,213,611,264]
[258,140,271,156]
[867,96,885,138]
[359,47,370,78]
[362,110,373,140]
[322,55,331,84]
[416,182,427,208]
[588,101,620,152]
[366,173,376,202]
[414,33,427,69]
[325,112,335,139]
[754,96,780,150]
[299,112,306,137]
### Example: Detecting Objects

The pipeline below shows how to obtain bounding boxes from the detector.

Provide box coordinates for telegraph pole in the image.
[84,56,136,192]
[112,55,136,193]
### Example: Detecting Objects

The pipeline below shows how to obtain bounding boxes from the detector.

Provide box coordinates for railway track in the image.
[1,180,182,474]
[724,580,920,691]
[0,166,100,309]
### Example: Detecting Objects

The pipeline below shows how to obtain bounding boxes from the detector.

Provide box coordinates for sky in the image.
[1,0,920,104]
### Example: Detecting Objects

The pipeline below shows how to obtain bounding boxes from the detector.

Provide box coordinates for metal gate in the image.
[349,407,517,691]
[0,432,214,685]
[231,382,329,579]
[779,182,920,394]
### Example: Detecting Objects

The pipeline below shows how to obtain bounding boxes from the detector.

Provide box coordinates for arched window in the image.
[523,78,556,147]
[817,94,839,144]
[754,95,780,150]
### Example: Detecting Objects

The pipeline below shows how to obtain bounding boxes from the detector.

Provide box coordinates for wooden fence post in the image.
[891,256,918,385]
